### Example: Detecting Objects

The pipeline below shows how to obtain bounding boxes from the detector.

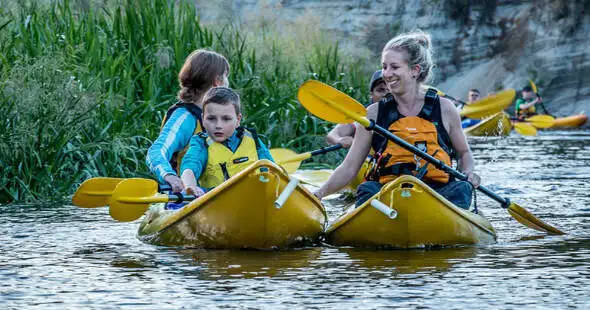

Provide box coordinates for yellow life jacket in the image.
[516,102,536,118]
[160,102,203,174]
[368,90,455,184]
[198,128,260,189]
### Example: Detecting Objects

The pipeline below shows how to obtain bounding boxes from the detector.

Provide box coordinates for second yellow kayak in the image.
[326,175,497,248]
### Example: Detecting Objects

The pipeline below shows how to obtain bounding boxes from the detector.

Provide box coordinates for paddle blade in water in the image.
[460,89,516,118]
[526,115,555,128]
[72,177,125,208]
[513,122,537,136]
[507,202,565,235]
[109,178,161,222]
[271,148,303,173]
[298,80,368,126]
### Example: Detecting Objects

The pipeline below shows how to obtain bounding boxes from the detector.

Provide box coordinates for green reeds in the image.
[0,0,371,203]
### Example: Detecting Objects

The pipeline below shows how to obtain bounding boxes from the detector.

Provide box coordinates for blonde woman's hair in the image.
[383,30,434,84]
[177,49,230,104]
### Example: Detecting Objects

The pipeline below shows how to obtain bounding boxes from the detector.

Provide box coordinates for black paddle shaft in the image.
[310,143,343,156]
[366,120,510,208]
[168,193,197,203]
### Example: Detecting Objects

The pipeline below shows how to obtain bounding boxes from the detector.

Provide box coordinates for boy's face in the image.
[370,81,389,103]
[203,102,241,143]
[468,91,480,103]
[522,90,534,100]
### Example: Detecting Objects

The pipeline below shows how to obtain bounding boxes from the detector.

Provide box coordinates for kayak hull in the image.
[551,114,588,128]
[138,160,327,249]
[325,175,497,248]
[464,112,511,137]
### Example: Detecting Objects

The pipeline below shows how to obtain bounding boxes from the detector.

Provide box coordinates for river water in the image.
[1,130,589,309]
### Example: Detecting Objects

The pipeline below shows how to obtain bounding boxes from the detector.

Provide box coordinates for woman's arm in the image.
[440,97,481,187]
[146,108,197,183]
[315,103,377,198]
[326,124,356,148]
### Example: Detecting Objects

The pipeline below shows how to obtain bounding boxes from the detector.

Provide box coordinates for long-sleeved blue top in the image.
[146,107,198,183]
[180,130,274,189]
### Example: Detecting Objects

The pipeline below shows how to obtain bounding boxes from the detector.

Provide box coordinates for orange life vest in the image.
[368,89,455,184]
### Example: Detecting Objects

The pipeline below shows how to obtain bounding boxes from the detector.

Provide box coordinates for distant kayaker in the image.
[180,87,274,197]
[515,86,542,120]
[314,30,481,210]
[460,88,482,128]
[325,70,390,148]
[146,50,230,192]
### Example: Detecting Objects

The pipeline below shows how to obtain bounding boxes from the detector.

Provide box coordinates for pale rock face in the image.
[195,0,590,118]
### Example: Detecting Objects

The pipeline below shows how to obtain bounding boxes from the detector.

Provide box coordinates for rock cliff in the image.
[196,0,590,118]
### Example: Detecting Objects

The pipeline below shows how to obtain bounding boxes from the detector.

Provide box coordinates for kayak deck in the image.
[138,160,327,249]
[326,175,497,248]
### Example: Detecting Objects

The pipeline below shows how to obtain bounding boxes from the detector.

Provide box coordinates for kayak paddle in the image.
[459,89,516,119]
[530,80,554,117]
[511,115,555,129]
[428,86,517,119]
[72,177,170,208]
[271,144,343,173]
[109,178,195,222]
[297,80,564,235]
[513,122,537,136]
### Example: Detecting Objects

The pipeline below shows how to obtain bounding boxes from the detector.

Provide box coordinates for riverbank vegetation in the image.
[0,0,372,203]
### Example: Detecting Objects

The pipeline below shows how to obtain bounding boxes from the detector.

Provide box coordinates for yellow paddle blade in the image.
[513,122,537,136]
[72,177,125,208]
[529,80,538,93]
[525,115,555,128]
[291,169,334,188]
[298,80,369,126]
[507,202,565,235]
[109,178,166,222]
[271,148,306,173]
[460,89,516,118]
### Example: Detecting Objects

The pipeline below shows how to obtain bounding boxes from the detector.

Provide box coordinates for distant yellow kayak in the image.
[464,112,512,137]
[551,114,588,128]
[326,175,497,248]
[138,160,327,249]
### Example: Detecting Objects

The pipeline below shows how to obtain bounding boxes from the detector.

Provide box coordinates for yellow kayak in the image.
[138,160,327,249]
[551,114,588,128]
[464,112,511,137]
[325,175,497,248]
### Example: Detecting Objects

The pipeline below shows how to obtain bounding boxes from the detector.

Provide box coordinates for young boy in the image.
[326,70,389,148]
[180,87,274,197]
[461,88,482,128]
[515,86,542,120]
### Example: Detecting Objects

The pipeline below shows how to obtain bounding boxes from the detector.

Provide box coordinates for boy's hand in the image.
[164,174,184,192]
[185,185,205,197]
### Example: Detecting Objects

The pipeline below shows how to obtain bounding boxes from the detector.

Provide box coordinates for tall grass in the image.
[0,0,372,203]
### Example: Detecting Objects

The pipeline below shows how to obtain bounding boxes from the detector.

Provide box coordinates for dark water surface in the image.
[2,131,589,309]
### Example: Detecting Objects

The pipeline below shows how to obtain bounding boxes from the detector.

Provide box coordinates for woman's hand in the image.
[185,185,205,197]
[312,189,323,201]
[338,136,354,149]
[466,172,481,188]
[164,174,184,192]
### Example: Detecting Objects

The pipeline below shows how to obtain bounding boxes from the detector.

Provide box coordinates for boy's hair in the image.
[522,86,533,92]
[469,89,480,94]
[202,87,241,115]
